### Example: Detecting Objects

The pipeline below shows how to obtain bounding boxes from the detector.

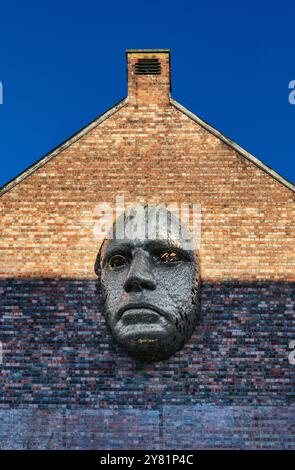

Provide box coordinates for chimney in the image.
[126,49,171,106]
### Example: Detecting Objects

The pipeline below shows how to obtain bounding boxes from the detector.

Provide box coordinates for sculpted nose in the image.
[123,250,156,293]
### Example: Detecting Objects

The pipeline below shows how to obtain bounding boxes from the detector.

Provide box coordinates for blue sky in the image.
[0,0,294,188]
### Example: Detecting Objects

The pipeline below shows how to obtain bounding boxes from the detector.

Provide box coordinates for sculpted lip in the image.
[117,302,166,321]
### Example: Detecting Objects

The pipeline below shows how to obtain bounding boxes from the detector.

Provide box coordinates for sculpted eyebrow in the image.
[103,243,133,264]
[145,239,179,251]
[145,240,194,261]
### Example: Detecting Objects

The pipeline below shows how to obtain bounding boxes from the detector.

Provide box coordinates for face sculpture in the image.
[95,205,201,361]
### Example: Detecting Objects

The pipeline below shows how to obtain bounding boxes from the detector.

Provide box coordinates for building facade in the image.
[0,50,294,449]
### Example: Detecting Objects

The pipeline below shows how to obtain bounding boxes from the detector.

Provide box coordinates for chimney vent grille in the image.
[134,58,161,75]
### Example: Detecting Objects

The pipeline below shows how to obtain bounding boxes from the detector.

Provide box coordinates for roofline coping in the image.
[170,98,295,194]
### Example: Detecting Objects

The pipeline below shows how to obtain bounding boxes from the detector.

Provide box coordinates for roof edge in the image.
[0,97,128,197]
[170,98,295,194]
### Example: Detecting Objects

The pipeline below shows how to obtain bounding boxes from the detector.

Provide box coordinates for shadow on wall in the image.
[0,278,294,407]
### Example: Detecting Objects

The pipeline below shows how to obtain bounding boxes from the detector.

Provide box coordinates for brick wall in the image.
[0,50,294,449]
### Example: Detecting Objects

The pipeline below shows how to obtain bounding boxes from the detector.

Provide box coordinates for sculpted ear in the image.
[192,249,201,317]
[94,251,101,277]
[94,242,105,278]
[94,243,108,307]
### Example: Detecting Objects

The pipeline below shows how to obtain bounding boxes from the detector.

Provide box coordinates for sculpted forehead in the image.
[101,205,194,256]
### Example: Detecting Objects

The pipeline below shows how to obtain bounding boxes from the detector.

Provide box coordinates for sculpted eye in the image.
[108,254,128,269]
[159,251,183,263]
